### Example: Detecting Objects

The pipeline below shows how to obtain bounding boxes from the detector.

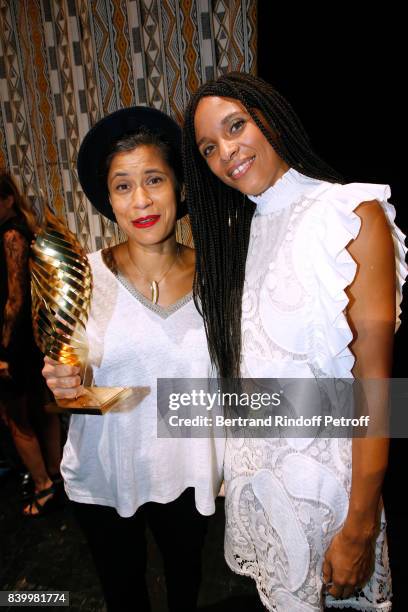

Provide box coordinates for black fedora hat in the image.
[77,106,186,222]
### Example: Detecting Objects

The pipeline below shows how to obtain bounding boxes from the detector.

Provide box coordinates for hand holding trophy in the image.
[31,210,143,414]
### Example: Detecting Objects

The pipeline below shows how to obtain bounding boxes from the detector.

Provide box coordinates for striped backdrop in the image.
[0,0,257,251]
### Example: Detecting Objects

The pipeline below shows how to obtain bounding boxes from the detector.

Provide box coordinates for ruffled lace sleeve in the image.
[308,182,407,378]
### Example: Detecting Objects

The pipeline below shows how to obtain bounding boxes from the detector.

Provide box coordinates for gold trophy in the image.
[31,211,148,414]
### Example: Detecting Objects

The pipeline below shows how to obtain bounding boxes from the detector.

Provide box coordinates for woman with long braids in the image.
[182,72,406,611]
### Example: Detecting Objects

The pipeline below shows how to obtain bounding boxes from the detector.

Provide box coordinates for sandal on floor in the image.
[20,472,35,501]
[23,483,63,517]
[50,473,67,501]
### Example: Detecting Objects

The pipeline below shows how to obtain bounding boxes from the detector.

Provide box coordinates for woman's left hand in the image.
[322,525,376,600]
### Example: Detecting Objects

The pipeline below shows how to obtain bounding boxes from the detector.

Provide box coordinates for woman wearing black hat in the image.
[43,107,224,612]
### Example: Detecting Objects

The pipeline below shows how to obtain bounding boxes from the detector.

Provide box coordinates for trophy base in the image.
[46,387,136,415]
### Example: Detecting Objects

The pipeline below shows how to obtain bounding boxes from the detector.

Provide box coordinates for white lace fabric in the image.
[224,169,407,611]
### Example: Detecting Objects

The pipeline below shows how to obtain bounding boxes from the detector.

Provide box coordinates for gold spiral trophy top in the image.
[31,210,92,370]
[31,210,147,414]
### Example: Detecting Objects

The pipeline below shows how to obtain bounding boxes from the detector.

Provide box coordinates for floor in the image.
[0,440,406,612]
[0,472,265,611]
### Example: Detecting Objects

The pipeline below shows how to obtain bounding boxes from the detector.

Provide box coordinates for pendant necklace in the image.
[128,244,180,305]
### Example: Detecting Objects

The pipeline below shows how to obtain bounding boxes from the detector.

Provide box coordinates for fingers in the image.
[342,585,358,600]
[322,556,359,600]
[45,376,83,399]
[42,357,80,379]
[322,562,343,599]
[44,356,58,364]
[42,356,82,399]
[325,581,357,600]
[52,384,85,400]
[322,558,341,598]
[322,529,374,601]
[46,374,82,390]
[324,570,365,600]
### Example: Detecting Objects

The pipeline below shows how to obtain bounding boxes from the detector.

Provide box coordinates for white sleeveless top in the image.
[61,250,224,517]
[224,169,407,612]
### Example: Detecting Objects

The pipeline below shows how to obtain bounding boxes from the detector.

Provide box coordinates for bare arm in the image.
[1,229,30,355]
[323,200,396,599]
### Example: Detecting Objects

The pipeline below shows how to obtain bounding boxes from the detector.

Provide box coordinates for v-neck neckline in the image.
[101,248,194,320]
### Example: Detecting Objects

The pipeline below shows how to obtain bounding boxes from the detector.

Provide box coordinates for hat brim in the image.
[77,106,187,222]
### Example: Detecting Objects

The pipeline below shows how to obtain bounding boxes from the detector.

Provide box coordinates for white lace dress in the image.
[224,169,407,611]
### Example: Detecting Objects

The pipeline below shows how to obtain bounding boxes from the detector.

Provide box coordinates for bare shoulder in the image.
[348,200,392,261]
[353,199,386,222]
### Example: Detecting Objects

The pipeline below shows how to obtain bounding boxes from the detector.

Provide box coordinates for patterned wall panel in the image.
[0,0,257,252]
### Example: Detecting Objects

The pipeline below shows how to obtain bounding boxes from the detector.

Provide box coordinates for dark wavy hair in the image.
[182,71,343,378]
[0,171,39,234]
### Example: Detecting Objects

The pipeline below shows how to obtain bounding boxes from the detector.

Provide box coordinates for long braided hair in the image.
[182,72,343,378]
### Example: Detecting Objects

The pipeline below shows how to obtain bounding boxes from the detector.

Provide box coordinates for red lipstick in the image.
[132,215,160,228]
